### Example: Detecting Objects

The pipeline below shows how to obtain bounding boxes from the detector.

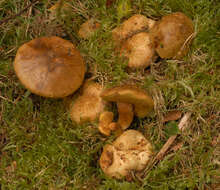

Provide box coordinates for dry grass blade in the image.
[0,0,39,25]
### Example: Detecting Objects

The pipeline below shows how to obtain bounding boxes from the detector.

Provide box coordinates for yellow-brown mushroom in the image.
[70,81,105,124]
[112,14,156,43]
[14,36,85,98]
[100,85,154,118]
[100,130,153,179]
[120,32,155,68]
[78,18,100,39]
[150,12,194,59]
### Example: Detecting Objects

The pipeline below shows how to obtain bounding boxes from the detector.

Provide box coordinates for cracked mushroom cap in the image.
[150,12,194,59]
[100,85,154,118]
[112,14,156,43]
[120,32,155,68]
[14,36,85,98]
[99,130,153,179]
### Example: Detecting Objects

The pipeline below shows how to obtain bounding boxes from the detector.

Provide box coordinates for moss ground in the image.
[0,0,220,189]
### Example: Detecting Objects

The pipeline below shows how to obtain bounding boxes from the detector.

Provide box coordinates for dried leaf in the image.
[163,110,182,123]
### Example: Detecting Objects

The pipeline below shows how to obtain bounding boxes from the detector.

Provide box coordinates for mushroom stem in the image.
[98,111,114,136]
[117,102,134,129]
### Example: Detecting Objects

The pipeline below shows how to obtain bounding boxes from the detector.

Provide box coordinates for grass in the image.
[0,0,220,189]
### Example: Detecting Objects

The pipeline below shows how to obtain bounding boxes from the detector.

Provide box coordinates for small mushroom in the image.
[150,12,194,59]
[100,85,154,118]
[117,102,133,130]
[48,1,70,20]
[120,32,155,68]
[112,14,156,43]
[78,18,100,39]
[14,36,85,98]
[70,81,105,124]
[98,111,114,136]
[99,130,153,179]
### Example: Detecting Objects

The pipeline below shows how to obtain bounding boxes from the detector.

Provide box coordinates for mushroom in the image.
[100,85,154,118]
[112,14,156,44]
[150,12,194,59]
[98,111,114,136]
[117,102,133,130]
[120,32,155,68]
[14,36,85,98]
[99,130,153,179]
[78,18,100,39]
[70,81,106,124]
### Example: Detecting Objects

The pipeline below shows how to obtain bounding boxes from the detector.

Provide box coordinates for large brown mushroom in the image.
[99,130,153,179]
[100,85,154,118]
[14,36,85,98]
[150,12,194,59]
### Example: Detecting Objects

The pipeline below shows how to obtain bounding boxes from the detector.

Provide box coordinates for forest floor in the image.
[0,0,219,189]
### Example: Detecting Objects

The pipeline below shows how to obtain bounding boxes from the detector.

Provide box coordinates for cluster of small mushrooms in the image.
[13,8,194,180]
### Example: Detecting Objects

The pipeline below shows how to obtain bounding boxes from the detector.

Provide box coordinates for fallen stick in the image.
[142,112,192,177]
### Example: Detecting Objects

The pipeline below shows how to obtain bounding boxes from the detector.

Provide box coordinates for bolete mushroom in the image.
[112,14,156,43]
[150,12,194,59]
[100,85,154,118]
[78,18,100,39]
[120,32,155,68]
[70,81,106,124]
[99,130,153,179]
[14,36,85,98]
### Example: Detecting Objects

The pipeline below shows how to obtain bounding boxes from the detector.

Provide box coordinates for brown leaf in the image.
[163,110,182,123]
[106,0,116,8]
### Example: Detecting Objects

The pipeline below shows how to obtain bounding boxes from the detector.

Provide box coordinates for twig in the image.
[143,112,191,176]
[0,95,16,104]
[0,0,39,26]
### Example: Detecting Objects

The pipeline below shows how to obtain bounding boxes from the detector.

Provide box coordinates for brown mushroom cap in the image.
[100,85,154,118]
[112,14,156,43]
[120,32,155,68]
[82,80,103,97]
[14,36,85,98]
[78,18,100,39]
[70,95,105,124]
[150,12,194,59]
[99,130,153,179]
[70,81,105,124]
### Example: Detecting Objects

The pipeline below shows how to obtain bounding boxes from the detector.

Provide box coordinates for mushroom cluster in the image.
[112,12,194,69]
[13,4,194,181]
